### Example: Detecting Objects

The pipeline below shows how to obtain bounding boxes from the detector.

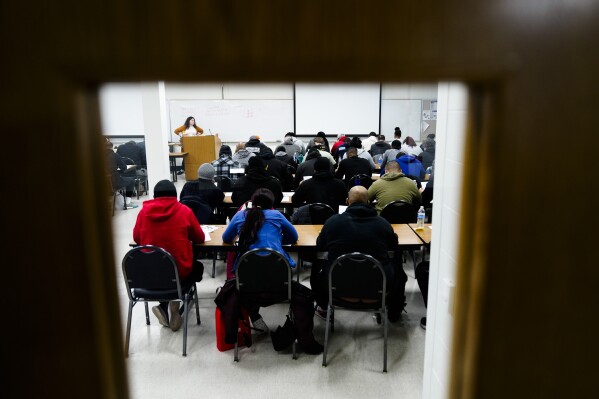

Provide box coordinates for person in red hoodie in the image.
[330,133,348,161]
[133,179,205,332]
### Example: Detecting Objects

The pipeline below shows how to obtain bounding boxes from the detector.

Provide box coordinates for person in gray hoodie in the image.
[281,135,302,158]
[232,142,255,168]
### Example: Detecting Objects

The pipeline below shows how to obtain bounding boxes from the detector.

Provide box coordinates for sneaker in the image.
[126,204,138,209]
[152,305,169,327]
[169,301,183,332]
[177,170,185,175]
[315,306,329,320]
[420,317,427,330]
[252,317,269,335]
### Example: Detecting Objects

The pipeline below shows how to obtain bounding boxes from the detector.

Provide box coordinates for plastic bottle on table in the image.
[416,206,425,230]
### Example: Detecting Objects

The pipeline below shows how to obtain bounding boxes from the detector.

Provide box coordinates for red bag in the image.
[215,307,252,352]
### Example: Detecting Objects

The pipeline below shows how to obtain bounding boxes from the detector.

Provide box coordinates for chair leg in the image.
[142,302,150,324]
[125,300,134,357]
[234,341,239,362]
[192,285,201,324]
[182,297,188,357]
[322,305,333,367]
[212,254,216,278]
[383,307,388,373]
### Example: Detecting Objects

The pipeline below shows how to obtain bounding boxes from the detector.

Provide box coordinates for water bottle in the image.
[416,206,425,230]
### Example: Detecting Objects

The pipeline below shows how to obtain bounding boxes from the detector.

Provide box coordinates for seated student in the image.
[340,137,376,169]
[312,136,336,166]
[306,131,331,153]
[231,156,283,208]
[291,157,347,211]
[259,146,294,191]
[369,134,391,166]
[284,131,306,155]
[367,160,422,213]
[380,139,402,171]
[361,131,379,152]
[179,163,224,220]
[244,135,268,154]
[401,136,423,157]
[335,147,374,186]
[312,186,407,321]
[280,135,302,158]
[396,151,426,180]
[221,188,323,353]
[293,147,322,187]
[133,180,205,332]
[330,133,348,160]
[211,145,243,184]
[105,138,137,206]
[232,142,255,168]
[334,137,351,163]
[274,145,298,171]
[418,137,436,171]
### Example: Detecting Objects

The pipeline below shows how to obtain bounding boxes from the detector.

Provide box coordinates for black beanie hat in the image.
[248,156,265,168]
[314,157,330,171]
[219,145,232,157]
[154,179,177,198]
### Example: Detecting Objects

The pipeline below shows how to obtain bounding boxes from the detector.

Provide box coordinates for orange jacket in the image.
[174,124,204,136]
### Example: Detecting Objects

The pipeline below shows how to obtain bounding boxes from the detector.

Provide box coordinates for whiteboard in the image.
[294,83,381,137]
[380,99,422,142]
[168,100,294,143]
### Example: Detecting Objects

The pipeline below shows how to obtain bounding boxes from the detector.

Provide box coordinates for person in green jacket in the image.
[367,160,421,213]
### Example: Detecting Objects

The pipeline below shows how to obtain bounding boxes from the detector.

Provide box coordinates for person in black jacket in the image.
[293,147,322,187]
[231,156,283,208]
[291,157,347,211]
[179,163,225,218]
[244,135,268,154]
[259,146,294,191]
[274,145,298,171]
[335,147,374,185]
[312,186,407,322]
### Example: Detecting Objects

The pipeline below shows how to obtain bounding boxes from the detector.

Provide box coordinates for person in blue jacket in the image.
[396,151,426,180]
[222,188,299,334]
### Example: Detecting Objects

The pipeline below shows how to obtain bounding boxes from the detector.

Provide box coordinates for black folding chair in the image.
[322,252,389,372]
[234,248,296,361]
[348,173,373,189]
[122,245,200,356]
[380,200,417,224]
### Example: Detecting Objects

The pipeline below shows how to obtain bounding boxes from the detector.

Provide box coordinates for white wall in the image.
[422,82,467,399]
[99,83,144,137]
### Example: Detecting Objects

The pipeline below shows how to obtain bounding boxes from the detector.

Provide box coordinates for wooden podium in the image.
[180,135,221,180]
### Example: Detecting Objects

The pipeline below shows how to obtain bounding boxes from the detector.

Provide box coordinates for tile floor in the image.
[111,178,427,399]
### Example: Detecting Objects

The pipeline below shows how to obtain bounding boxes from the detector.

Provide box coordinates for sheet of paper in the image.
[338,205,348,214]
[201,225,216,242]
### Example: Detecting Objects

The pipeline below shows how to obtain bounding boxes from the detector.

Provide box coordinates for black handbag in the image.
[271,314,296,351]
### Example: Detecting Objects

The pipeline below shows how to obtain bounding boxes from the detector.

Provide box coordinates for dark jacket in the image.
[260,148,294,191]
[116,141,145,166]
[180,179,225,211]
[316,203,398,267]
[419,145,436,170]
[291,169,347,209]
[293,151,322,187]
[244,138,268,154]
[231,168,284,208]
[335,156,373,184]
[370,141,391,157]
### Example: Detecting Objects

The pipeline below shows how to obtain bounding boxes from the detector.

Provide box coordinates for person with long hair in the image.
[222,188,298,332]
[401,135,423,156]
[174,116,204,137]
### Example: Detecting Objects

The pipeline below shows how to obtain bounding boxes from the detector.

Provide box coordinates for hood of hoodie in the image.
[345,203,378,218]
[397,154,417,163]
[141,197,182,223]
[235,149,253,159]
[372,142,389,149]
[275,150,288,158]
[284,137,295,145]
[312,169,334,180]
[380,172,406,181]
[246,167,272,183]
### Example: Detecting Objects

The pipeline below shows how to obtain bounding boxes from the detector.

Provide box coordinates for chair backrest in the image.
[308,202,336,224]
[235,248,292,298]
[380,199,417,224]
[348,173,373,189]
[121,245,182,299]
[180,196,213,224]
[214,175,233,191]
[328,252,386,304]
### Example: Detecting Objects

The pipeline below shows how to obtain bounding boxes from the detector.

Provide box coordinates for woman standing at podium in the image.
[174,116,204,175]
[174,116,204,137]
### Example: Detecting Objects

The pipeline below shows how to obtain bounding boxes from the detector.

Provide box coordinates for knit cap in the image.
[197,163,216,180]
[154,180,177,198]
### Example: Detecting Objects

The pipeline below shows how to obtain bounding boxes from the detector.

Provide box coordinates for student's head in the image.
[349,136,362,149]
[106,138,114,150]
[285,132,295,138]
[385,160,401,173]
[403,136,417,147]
[347,186,368,205]
[249,135,261,141]
[197,163,216,181]
[153,180,177,198]
[251,188,275,209]
[219,145,232,157]
[426,133,436,140]
[184,116,195,128]
[423,138,436,150]
[313,137,324,148]
[391,139,402,149]
[235,142,246,152]
[248,155,265,170]
[347,147,358,158]
[368,132,377,137]
[316,131,327,139]
[378,134,386,141]
[394,127,402,138]
[314,157,330,172]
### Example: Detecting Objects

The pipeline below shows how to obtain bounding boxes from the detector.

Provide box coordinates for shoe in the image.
[177,170,184,175]
[152,305,169,327]
[169,301,183,331]
[252,317,269,335]
[126,204,138,209]
[420,317,427,330]
[315,306,329,321]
